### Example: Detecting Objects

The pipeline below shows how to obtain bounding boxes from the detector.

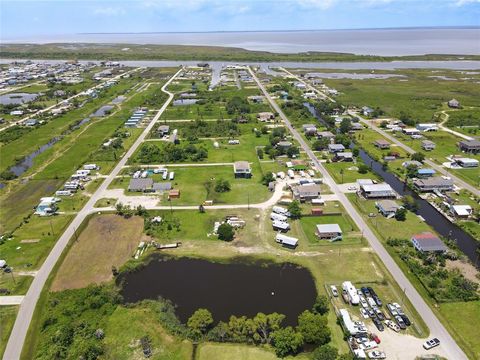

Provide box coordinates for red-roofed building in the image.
[411,232,448,253]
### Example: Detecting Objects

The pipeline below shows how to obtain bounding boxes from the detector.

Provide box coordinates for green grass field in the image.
[197,342,310,360]
[325,161,380,184]
[297,214,360,245]
[0,306,18,358]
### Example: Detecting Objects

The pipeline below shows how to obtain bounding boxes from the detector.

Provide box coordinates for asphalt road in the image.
[350,111,480,197]
[249,67,468,360]
[2,68,182,360]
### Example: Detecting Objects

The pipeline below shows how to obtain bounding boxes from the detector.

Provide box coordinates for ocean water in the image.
[3,27,480,56]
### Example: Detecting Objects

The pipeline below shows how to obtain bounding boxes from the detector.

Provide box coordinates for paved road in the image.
[0,67,141,133]
[3,68,182,360]
[350,111,480,196]
[249,67,467,360]
[0,296,24,306]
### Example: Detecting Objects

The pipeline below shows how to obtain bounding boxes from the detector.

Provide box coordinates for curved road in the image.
[249,67,467,360]
[3,68,182,360]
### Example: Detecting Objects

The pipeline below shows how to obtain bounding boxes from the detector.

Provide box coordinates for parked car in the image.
[367,287,376,296]
[387,303,398,317]
[360,341,378,351]
[395,315,407,330]
[330,285,339,297]
[373,306,385,321]
[401,314,411,326]
[423,338,440,350]
[385,320,400,332]
[370,333,381,344]
[360,308,369,319]
[361,287,371,297]
[367,350,386,359]
[359,296,369,309]
[367,308,376,318]
[372,317,384,332]
[373,295,383,307]
[355,336,369,344]
[367,297,376,307]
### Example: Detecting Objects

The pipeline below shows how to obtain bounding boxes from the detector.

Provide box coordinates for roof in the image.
[328,143,345,150]
[422,140,435,145]
[153,182,172,191]
[316,224,342,233]
[158,125,170,132]
[377,200,400,212]
[361,183,395,193]
[402,160,423,168]
[357,179,374,186]
[234,161,251,172]
[452,205,472,216]
[128,178,153,190]
[414,177,454,187]
[456,158,479,164]
[411,233,448,252]
[374,139,390,145]
[417,168,436,174]
[276,234,298,246]
[277,141,292,147]
[460,139,480,147]
[295,184,321,195]
[317,131,335,138]
[336,152,353,157]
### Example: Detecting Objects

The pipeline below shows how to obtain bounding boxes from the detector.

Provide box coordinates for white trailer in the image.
[162,171,168,180]
[270,212,288,222]
[277,171,285,179]
[83,164,98,170]
[342,281,360,305]
[275,233,298,247]
[272,221,290,231]
[287,169,295,179]
[169,172,175,180]
[141,171,148,178]
[133,171,141,179]
[55,190,72,196]
[272,206,290,217]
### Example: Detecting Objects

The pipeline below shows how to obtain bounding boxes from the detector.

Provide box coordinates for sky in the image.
[1,0,480,39]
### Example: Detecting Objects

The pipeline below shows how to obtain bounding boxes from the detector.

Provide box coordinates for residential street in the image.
[249,67,467,360]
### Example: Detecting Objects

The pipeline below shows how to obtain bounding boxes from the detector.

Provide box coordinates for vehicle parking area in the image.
[328,282,448,359]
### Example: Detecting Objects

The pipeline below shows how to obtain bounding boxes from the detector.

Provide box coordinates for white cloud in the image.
[453,0,480,6]
[93,7,126,16]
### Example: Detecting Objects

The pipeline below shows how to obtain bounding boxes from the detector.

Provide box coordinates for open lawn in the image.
[323,70,480,122]
[297,213,361,246]
[439,301,480,359]
[0,274,33,295]
[0,306,18,358]
[104,304,193,360]
[197,342,310,360]
[1,214,74,270]
[51,214,145,291]
[325,161,380,184]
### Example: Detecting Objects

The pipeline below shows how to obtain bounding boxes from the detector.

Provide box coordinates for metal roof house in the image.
[302,124,317,135]
[411,233,448,253]
[317,131,335,139]
[421,140,436,151]
[413,177,454,192]
[328,143,345,153]
[233,161,252,178]
[458,139,480,154]
[157,125,170,136]
[374,139,390,149]
[360,183,396,199]
[454,158,479,168]
[417,168,436,178]
[153,182,172,192]
[315,224,342,241]
[128,178,154,192]
[292,184,321,202]
[334,152,354,162]
[376,200,401,217]
[450,205,473,219]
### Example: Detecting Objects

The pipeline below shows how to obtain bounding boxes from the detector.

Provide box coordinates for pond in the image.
[91,105,114,117]
[0,92,40,105]
[119,256,317,325]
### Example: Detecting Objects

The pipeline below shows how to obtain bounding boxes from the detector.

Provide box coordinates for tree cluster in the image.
[137,143,208,163]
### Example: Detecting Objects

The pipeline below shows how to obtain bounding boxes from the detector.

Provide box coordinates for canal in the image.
[119,256,317,325]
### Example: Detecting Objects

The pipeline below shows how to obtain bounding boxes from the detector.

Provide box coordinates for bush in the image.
[288,200,302,219]
[271,327,303,357]
[214,179,231,193]
[312,344,338,360]
[187,308,214,338]
[217,223,234,241]
[358,164,369,174]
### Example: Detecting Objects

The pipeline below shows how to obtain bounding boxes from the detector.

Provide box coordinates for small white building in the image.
[275,234,298,248]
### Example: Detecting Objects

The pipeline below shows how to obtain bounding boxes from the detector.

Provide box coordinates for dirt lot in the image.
[51,214,145,291]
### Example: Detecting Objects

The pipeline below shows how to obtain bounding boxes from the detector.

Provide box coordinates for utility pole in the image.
[49,219,54,236]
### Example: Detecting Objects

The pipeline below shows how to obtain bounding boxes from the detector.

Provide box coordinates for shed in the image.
[168,189,180,199]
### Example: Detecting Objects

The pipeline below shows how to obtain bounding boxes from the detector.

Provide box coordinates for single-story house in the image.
[302,124,317,135]
[315,224,343,241]
[277,141,292,149]
[334,152,354,162]
[317,131,335,140]
[248,95,264,103]
[402,160,423,168]
[361,106,374,117]
[173,99,198,106]
[402,128,420,136]
[234,161,252,178]
[275,234,298,248]
[24,119,38,126]
[411,233,448,253]
[360,183,396,199]
[417,168,436,178]
[292,184,321,202]
[350,122,363,131]
[374,139,390,149]
[416,123,438,132]
[328,143,346,153]
[450,205,473,219]
[421,140,436,151]
[257,112,275,122]
[448,99,460,108]
[458,140,480,154]
[356,179,373,187]
[157,125,170,136]
[454,158,479,168]
[376,200,401,217]
[153,182,172,192]
[413,177,454,192]
[128,178,154,192]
